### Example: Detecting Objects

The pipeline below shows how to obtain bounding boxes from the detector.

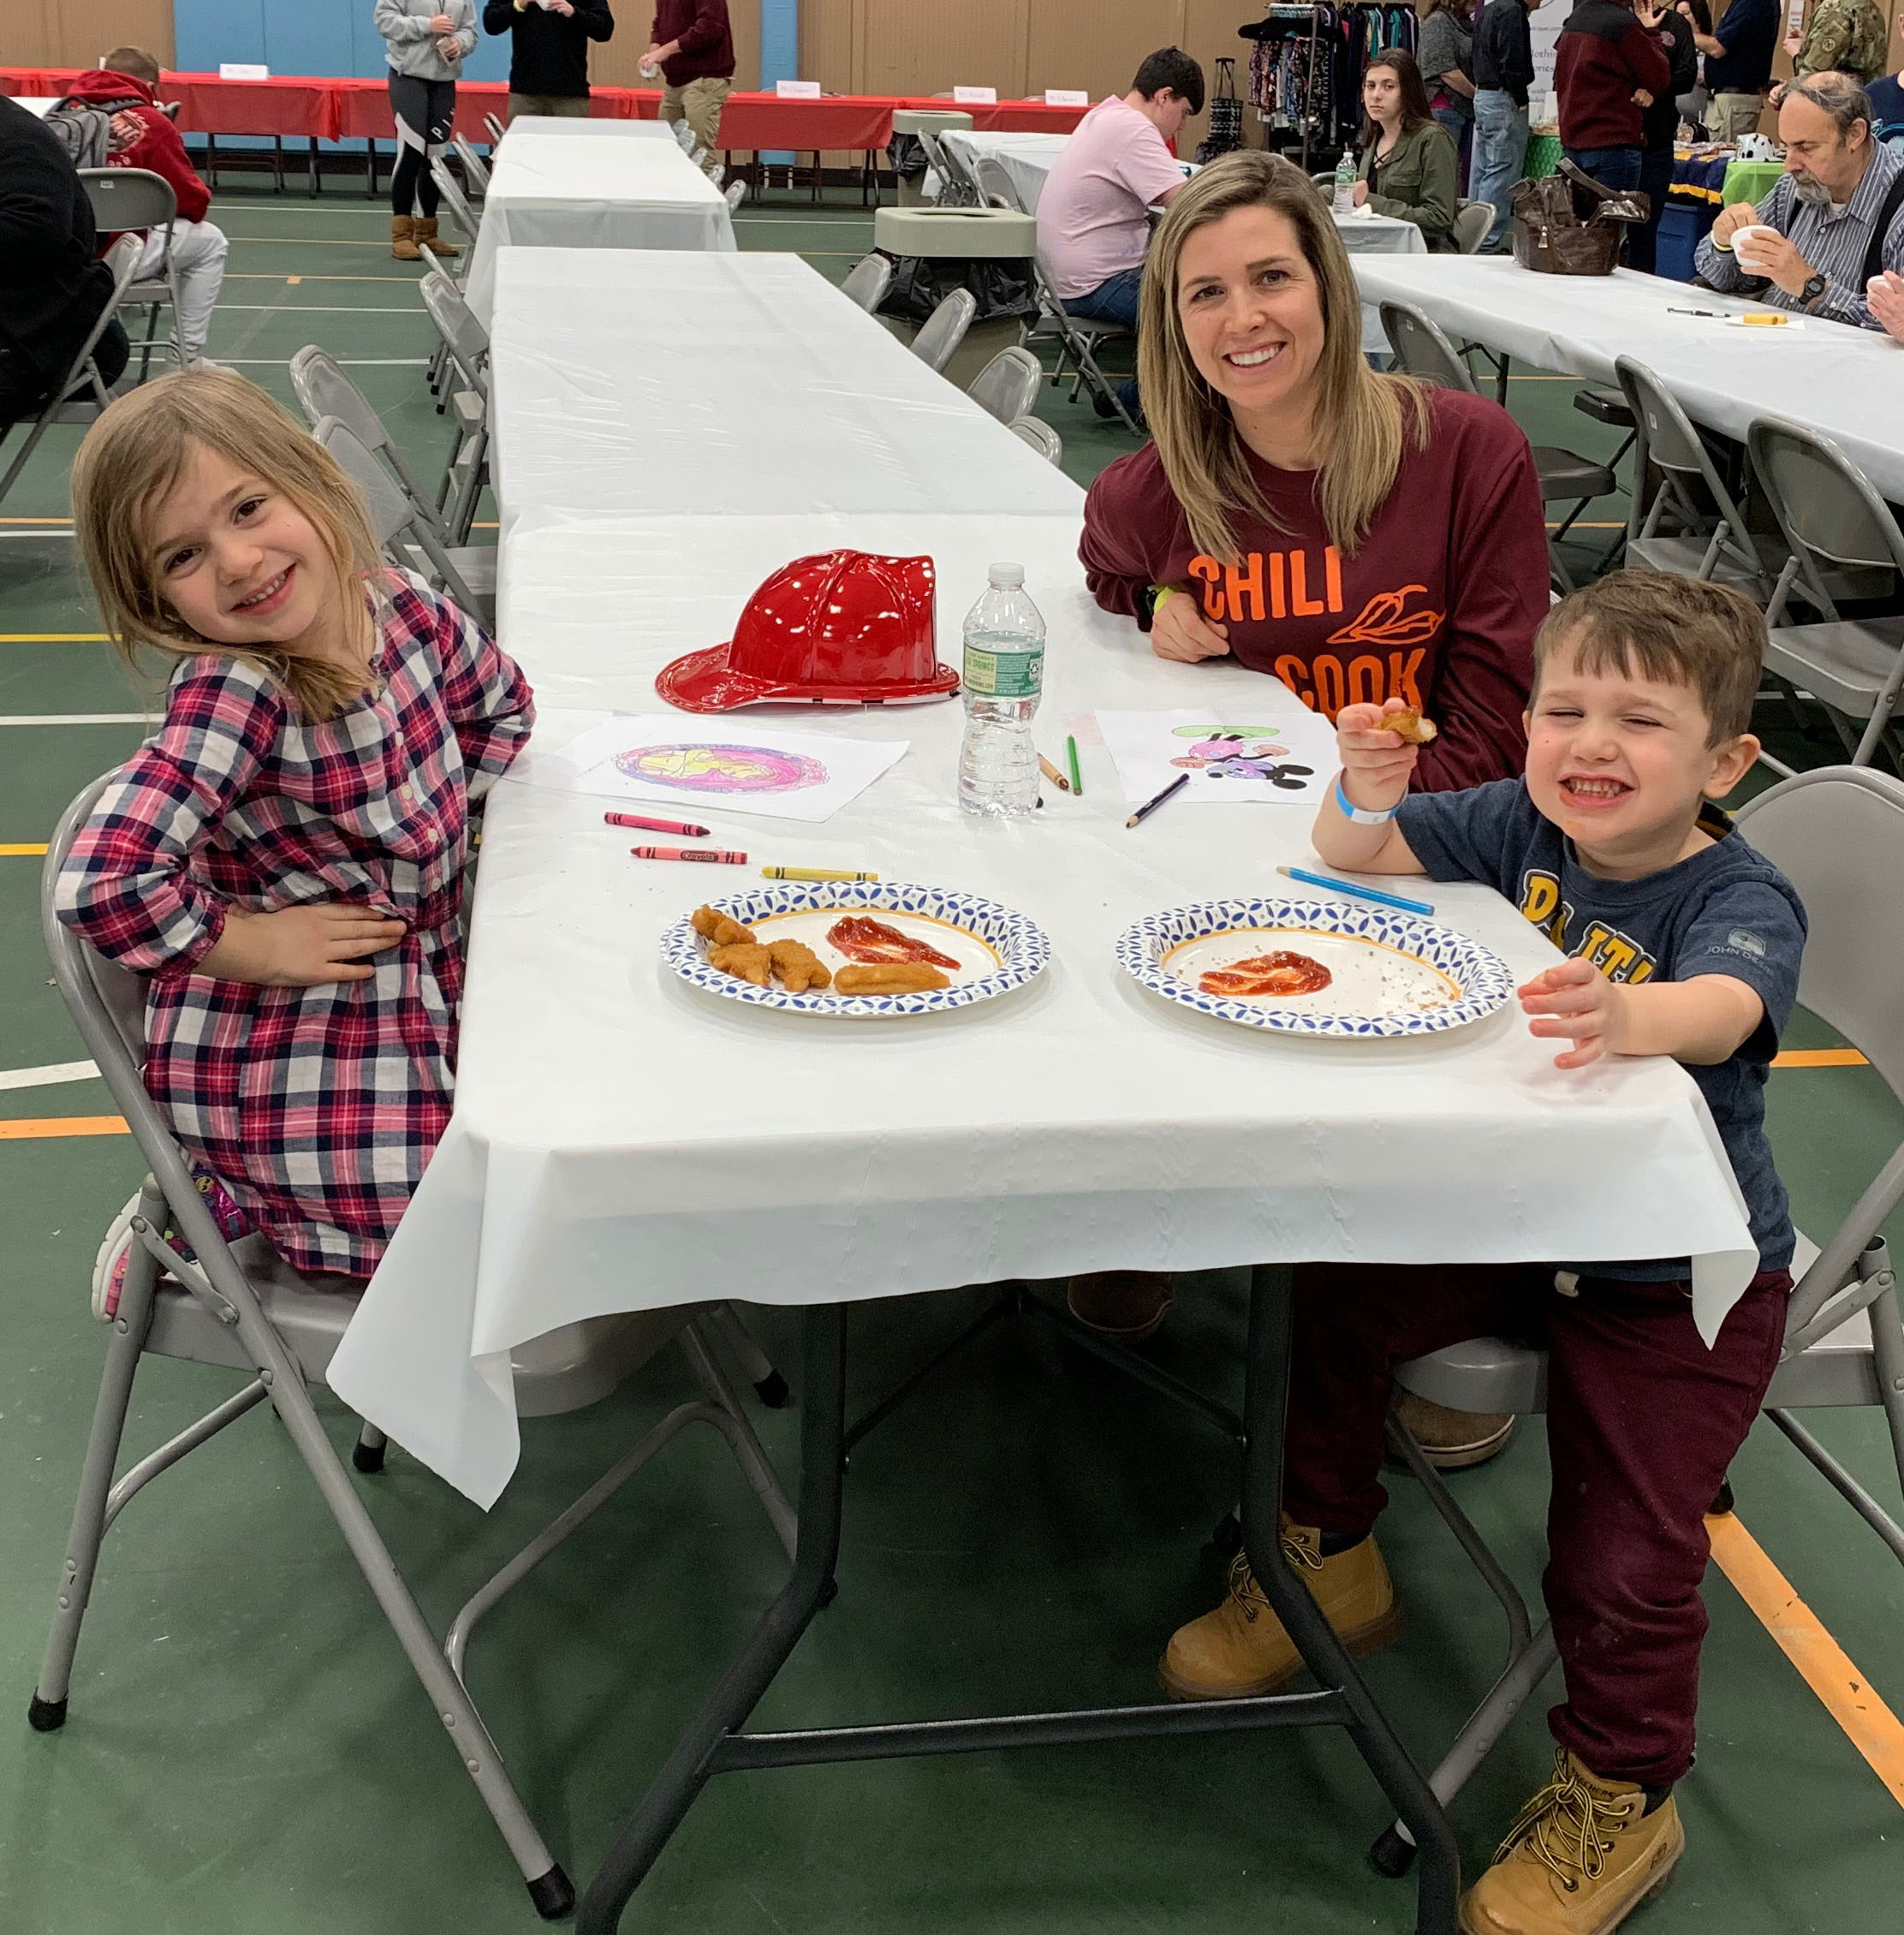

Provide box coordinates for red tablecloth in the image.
[5,70,1086,151]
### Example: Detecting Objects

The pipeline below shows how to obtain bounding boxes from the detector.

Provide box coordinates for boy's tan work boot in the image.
[390,215,422,261]
[1460,1748,1684,1935]
[1157,1521,1401,1700]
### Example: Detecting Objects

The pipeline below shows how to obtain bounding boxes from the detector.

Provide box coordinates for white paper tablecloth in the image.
[13,97,58,118]
[329,508,1758,1507]
[486,248,1084,521]
[463,128,735,323]
[499,116,678,140]
[1348,254,1904,501]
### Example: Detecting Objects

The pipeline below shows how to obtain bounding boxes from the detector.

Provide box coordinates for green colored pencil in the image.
[1066,734,1083,797]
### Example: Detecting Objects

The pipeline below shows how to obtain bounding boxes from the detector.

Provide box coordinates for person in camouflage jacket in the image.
[1772,0,1889,100]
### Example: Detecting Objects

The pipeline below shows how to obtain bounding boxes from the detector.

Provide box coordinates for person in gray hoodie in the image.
[375,0,478,260]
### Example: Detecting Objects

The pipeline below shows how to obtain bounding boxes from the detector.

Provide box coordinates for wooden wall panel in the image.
[3,0,176,68]
[1024,0,1181,103]
[800,0,858,92]
[859,0,1030,98]
[594,0,761,91]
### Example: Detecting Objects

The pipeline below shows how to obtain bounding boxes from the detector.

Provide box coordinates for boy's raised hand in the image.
[200,904,408,987]
[1518,957,1621,1069]
[1335,698,1419,810]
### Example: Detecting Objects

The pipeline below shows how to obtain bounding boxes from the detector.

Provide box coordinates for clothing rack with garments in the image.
[1242,4,1420,169]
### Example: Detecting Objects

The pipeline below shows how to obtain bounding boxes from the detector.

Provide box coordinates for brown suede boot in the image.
[415,216,461,259]
[391,215,422,261]
[1461,1749,1683,1935]
[1393,1389,1518,1470]
[1065,1270,1173,1342]
[1158,1521,1401,1700]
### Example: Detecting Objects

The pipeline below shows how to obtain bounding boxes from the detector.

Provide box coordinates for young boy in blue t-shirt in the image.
[1159,575,1807,1935]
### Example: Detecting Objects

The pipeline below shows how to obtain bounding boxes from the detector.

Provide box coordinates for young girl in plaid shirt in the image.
[58,369,533,1282]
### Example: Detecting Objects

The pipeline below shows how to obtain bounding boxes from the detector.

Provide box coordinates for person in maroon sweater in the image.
[1080,153,1549,796]
[60,48,227,366]
[1555,0,1675,194]
[640,0,735,182]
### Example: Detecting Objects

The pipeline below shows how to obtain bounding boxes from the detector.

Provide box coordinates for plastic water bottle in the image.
[1333,147,1356,216]
[958,564,1044,818]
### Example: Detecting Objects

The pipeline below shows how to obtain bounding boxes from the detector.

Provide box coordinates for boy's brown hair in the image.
[1533,572,1765,747]
[101,46,163,88]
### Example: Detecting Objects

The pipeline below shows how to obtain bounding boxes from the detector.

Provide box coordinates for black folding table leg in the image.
[576,1303,847,1935]
[1237,1265,1461,1935]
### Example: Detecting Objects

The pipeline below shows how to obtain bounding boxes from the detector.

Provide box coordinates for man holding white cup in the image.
[1694,70,1904,326]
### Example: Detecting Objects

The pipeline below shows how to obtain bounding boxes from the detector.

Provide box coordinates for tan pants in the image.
[661,74,731,177]
[1710,92,1766,140]
[508,92,591,120]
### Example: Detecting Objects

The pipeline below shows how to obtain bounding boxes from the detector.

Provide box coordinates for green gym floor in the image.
[0,191,1899,1935]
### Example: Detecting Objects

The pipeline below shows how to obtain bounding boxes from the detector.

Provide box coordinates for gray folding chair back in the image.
[289,346,449,540]
[839,252,894,313]
[483,111,506,146]
[419,269,491,395]
[1747,418,1904,769]
[1450,199,1492,254]
[452,133,491,195]
[0,236,142,506]
[1021,253,1141,432]
[1008,414,1062,464]
[428,154,481,249]
[33,777,792,1920]
[911,286,979,374]
[972,152,1026,213]
[967,344,1042,425]
[1377,300,1475,392]
[672,116,697,153]
[79,167,181,378]
[1614,355,1773,595]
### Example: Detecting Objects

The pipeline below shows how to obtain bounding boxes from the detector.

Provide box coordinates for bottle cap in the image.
[987,562,1026,587]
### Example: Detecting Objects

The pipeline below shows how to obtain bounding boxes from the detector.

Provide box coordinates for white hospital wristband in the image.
[1335,777,1400,825]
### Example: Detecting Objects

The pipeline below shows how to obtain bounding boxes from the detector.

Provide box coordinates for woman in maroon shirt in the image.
[1080,148,1550,794]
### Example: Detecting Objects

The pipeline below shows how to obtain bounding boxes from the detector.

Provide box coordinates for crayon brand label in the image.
[963,643,1044,700]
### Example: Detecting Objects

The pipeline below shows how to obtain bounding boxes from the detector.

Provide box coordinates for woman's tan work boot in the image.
[415,217,461,259]
[390,215,422,261]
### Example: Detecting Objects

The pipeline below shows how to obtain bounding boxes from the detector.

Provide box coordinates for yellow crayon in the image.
[761,866,879,883]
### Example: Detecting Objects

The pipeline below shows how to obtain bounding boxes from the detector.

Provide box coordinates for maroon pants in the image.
[1282,1262,1792,1787]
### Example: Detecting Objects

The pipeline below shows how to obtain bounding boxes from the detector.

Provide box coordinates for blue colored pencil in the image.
[1276,864,1434,918]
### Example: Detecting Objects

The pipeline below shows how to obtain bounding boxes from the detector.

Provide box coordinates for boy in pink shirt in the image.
[1038,47,1203,418]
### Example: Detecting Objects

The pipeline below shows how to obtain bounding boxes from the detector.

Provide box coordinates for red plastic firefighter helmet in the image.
[656,550,957,712]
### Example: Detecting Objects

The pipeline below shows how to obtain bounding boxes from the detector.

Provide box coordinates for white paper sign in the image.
[776,79,822,98]
[516,716,910,825]
[1044,89,1089,108]
[1097,707,1342,807]
[953,86,998,105]
[218,63,270,80]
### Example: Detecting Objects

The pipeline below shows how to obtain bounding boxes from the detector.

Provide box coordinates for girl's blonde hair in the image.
[1136,149,1431,567]
[69,368,384,720]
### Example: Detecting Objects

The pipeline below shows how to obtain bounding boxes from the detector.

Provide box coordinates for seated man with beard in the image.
[1695,69,1904,326]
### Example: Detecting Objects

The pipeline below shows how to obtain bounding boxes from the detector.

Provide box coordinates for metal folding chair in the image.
[1377,298,1616,592]
[838,252,894,313]
[451,133,491,197]
[967,344,1042,425]
[915,128,978,206]
[1450,199,1492,254]
[910,286,979,374]
[484,111,506,147]
[1007,414,1063,465]
[31,777,794,1921]
[418,270,493,539]
[0,237,141,509]
[1368,763,1904,1875]
[429,153,482,254]
[1021,253,1141,433]
[77,169,183,381]
[971,152,1026,214]
[1748,417,1904,774]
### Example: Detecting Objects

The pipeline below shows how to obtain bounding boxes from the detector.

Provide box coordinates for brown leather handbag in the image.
[1510,159,1650,276]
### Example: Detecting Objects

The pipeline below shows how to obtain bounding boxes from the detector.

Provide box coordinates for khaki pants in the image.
[1710,91,1766,140]
[661,74,730,177]
[508,92,591,120]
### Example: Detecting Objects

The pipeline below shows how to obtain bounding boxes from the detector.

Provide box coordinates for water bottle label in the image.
[963,646,1044,699]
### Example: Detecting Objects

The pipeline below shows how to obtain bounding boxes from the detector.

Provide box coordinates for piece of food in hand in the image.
[1379,706,1437,745]
[1199,950,1333,998]
[709,941,775,986]
[827,914,961,969]
[835,962,951,995]
[768,939,832,992]
[693,904,757,949]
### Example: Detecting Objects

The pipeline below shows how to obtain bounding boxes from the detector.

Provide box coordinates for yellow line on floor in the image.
[1709,1509,1904,1807]
[1773,1048,1871,1068]
[0,1116,128,1140]
[0,634,108,643]
[0,845,50,857]
[0,516,74,525]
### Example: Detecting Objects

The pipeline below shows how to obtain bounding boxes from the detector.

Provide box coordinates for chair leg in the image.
[29,1190,164,1730]
[705,1301,790,1407]
[353,1422,388,1474]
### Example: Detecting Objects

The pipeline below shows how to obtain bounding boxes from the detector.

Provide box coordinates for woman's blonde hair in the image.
[69,368,384,720]
[1136,149,1430,566]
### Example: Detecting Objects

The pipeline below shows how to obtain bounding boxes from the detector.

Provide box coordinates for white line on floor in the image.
[211,304,425,313]
[215,358,429,367]
[0,1061,99,1093]
[0,714,152,726]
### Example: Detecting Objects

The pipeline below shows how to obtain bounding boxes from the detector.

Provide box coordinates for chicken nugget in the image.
[835,962,950,996]
[693,904,757,949]
[768,939,832,993]
[1380,706,1438,746]
[709,942,774,986]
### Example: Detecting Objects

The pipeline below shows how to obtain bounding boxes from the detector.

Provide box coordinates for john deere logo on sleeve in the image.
[1728,929,1766,958]
[963,646,1044,700]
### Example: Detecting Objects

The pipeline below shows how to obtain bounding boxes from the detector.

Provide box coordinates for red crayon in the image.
[605,811,711,837]
[630,846,747,864]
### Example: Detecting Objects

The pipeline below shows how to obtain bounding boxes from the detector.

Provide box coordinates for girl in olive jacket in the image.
[1352,51,1461,252]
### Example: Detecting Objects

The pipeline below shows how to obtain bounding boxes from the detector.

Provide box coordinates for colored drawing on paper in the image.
[612,744,830,795]
[1168,729,1311,787]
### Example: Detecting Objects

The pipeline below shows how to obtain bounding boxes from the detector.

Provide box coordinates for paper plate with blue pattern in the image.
[1116,897,1513,1038]
[663,881,1051,1019]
